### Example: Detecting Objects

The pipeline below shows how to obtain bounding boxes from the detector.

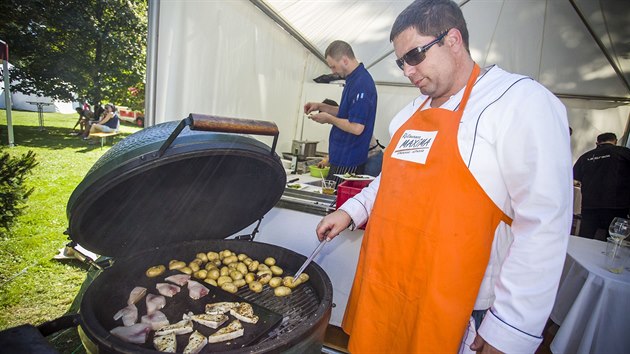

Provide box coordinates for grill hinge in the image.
[233,217,263,241]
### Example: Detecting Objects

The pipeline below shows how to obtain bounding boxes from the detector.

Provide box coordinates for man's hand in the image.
[309,112,332,124]
[316,210,352,242]
[304,102,320,114]
[317,157,329,168]
[470,335,504,354]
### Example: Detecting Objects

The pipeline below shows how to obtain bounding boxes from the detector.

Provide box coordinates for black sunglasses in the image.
[395,30,450,70]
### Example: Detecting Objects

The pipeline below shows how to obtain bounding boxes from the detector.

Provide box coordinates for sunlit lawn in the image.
[0,109,141,351]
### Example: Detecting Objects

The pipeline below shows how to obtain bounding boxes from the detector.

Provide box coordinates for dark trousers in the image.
[579,208,630,240]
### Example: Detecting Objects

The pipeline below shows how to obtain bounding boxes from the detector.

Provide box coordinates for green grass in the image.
[0,110,140,350]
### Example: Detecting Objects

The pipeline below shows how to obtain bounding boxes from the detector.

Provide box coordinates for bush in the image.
[0,148,39,231]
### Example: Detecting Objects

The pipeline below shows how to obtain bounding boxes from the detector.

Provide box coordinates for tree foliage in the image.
[0,0,147,111]
[0,148,38,231]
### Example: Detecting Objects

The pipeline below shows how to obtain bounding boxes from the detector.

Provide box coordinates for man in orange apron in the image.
[316,1,572,353]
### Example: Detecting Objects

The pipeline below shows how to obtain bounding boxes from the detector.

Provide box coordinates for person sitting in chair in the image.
[83,103,119,140]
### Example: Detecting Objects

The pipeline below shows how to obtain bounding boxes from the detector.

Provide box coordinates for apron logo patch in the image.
[391,130,438,164]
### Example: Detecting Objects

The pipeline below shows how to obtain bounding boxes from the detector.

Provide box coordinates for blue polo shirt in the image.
[329,63,377,167]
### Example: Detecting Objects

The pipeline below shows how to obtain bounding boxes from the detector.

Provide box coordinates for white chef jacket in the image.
[340,65,573,353]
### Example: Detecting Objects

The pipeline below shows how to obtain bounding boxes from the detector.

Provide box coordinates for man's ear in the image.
[445,28,463,51]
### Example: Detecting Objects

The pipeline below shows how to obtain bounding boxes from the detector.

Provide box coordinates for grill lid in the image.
[66,114,287,257]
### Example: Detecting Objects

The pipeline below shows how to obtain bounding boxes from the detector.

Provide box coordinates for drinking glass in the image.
[321,180,336,195]
[609,217,630,242]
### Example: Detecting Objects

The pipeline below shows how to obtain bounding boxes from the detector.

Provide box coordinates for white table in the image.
[550,236,630,354]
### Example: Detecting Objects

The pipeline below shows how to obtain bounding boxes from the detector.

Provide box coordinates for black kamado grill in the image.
[11,114,333,353]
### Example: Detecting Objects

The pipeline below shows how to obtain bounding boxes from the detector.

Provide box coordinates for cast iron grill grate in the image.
[237,283,321,344]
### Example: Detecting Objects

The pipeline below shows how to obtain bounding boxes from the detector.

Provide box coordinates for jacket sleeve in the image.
[477,81,573,353]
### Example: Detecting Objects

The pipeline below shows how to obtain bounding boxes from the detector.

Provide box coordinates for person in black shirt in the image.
[573,132,630,239]
[72,107,95,136]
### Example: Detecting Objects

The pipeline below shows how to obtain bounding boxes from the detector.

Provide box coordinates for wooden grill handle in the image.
[188,113,279,137]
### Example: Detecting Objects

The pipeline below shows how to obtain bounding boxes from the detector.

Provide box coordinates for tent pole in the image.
[144,0,160,128]
[1,40,14,147]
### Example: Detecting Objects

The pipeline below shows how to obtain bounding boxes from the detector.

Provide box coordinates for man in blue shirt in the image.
[304,40,377,184]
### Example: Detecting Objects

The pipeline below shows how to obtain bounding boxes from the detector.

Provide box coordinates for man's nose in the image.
[403,62,415,78]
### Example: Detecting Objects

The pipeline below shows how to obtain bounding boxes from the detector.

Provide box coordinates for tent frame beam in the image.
[568,0,630,95]
[249,0,326,63]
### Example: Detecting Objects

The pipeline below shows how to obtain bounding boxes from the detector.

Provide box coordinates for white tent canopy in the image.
[147,0,630,160]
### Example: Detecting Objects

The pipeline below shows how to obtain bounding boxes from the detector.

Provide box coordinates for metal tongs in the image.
[293,239,329,282]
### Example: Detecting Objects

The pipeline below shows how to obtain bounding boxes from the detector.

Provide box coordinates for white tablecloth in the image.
[550,236,630,354]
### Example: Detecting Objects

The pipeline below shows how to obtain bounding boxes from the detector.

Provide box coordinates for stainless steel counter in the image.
[277,171,337,216]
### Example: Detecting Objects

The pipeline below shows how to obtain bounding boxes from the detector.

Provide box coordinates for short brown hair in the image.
[325,40,355,60]
[390,0,469,53]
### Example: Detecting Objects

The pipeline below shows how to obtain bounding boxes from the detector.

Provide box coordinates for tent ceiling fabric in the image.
[259,0,630,101]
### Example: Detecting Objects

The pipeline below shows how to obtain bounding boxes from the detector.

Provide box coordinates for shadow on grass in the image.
[1,124,129,152]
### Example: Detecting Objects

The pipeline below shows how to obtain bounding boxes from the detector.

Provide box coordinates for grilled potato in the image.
[146,265,166,278]
[247,260,259,272]
[274,286,291,297]
[269,277,283,288]
[258,273,272,285]
[206,252,219,261]
[249,281,263,293]
[270,265,283,276]
[257,264,269,272]
[245,273,256,284]
[229,270,243,281]
[223,255,238,265]
[203,278,218,287]
[283,276,302,288]
[206,268,220,280]
[189,262,201,272]
[217,275,233,287]
[205,263,218,271]
[193,269,208,279]
[179,266,193,275]
[221,282,238,294]
[233,279,246,288]
[264,257,276,266]
[236,263,248,275]
[169,260,186,270]
[196,253,208,262]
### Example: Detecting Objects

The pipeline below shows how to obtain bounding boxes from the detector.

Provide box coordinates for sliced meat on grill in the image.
[127,286,147,305]
[186,312,229,329]
[165,274,190,286]
[110,323,152,344]
[207,319,244,343]
[141,310,170,331]
[183,330,207,354]
[156,283,181,297]
[146,293,166,315]
[205,301,239,315]
[154,318,193,336]
[187,280,209,300]
[230,302,259,324]
[113,303,138,326]
[153,332,176,352]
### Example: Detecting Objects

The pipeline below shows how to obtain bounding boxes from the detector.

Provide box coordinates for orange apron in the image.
[342,64,512,353]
